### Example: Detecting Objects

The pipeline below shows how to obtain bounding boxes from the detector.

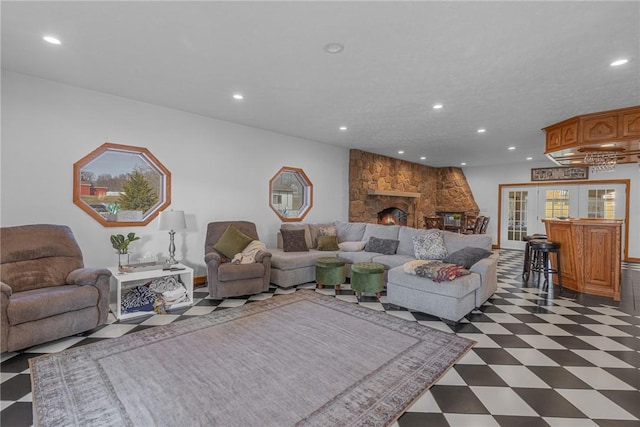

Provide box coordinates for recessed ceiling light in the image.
[43,36,61,45]
[461,162,467,166]
[600,143,615,147]
[610,59,629,67]
[233,93,244,100]
[508,146,516,150]
[526,157,533,161]
[477,128,486,133]
[324,43,344,54]
[398,150,404,154]
[432,104,443,110]
[339,126,347,131]
[420,156,426,160]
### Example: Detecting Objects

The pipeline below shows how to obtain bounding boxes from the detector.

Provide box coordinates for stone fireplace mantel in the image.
[367,189,421,198]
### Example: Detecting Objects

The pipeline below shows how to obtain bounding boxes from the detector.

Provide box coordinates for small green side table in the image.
[351,262,385,299]
[315,257,346,291]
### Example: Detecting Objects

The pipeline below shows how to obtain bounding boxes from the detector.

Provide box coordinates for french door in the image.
[501,187,538,250]
[500,182,626,250]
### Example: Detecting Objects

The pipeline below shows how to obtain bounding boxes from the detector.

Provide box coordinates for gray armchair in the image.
[1,224,110,353]
[204,221,271,299]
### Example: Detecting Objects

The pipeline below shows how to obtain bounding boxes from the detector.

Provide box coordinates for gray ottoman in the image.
[386,265,481,323]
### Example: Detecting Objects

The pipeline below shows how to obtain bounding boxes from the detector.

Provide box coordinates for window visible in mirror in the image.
[269,166,313,222]
[73,143,171,227]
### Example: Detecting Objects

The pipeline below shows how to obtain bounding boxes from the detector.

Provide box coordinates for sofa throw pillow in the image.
[365,236,400,255]
[281,229,309,252]
[317,235,339,251]
[413,231,448,260]
[338,241,366,252]
[442,246,492,269]
[314,225,337,248]
[414,260,470,283]
[403,259,431,274]
[317,225,337,237]
[281,224,312,249]
[213,225,254,259]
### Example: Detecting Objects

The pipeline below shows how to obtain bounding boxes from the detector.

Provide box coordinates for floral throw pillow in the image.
[413,231,448,260]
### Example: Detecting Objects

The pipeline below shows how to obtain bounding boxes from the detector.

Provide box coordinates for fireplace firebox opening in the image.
[377,207,408,226]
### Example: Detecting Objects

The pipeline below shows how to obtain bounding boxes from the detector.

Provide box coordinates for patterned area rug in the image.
[30,290,474,427]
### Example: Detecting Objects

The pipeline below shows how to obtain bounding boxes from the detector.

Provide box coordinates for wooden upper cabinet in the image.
[543,106,640,163]
[544,121,579,152]
[546,127,562,151]
[582,114,618,143]
[620,110,640,138]
[561,122,578,146]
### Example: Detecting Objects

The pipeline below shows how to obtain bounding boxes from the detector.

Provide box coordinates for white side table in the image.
[108,264,194,320]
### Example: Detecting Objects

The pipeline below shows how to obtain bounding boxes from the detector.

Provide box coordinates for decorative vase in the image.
[118,253,130,267]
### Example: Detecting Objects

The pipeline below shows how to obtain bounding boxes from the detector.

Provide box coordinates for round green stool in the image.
[351,262,385,299]
[315,257,346,291]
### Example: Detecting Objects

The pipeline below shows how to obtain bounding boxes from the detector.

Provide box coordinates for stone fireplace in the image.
[377,207,408,226]
[349,150,479,227]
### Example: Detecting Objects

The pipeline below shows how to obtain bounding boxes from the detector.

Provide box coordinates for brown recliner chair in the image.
[204,221,271,299]
[1,224,111,353]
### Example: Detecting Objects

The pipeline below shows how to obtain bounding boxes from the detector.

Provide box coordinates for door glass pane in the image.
[544,189,570,218]
[507,190,528,241]
[587,189,616,218]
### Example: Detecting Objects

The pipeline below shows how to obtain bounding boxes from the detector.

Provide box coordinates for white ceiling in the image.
[2,1,638,167]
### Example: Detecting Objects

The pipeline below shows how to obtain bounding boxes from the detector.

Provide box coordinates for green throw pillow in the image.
[317,235,339,251]
[213,225,253,259]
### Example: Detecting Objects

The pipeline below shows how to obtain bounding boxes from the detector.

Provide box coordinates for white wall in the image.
[464,160,640,260]
[1,71,350,276]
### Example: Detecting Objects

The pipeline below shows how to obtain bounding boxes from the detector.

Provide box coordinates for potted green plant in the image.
[110,232,141,267]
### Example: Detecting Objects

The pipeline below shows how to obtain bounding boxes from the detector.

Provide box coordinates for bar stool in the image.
[522,234,546,282]
[529,240,562,291]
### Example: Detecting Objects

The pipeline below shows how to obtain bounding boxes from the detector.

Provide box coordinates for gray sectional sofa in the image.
[268,221,498,322]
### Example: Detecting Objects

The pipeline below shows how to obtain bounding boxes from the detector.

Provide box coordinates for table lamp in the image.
[158,210,186,264]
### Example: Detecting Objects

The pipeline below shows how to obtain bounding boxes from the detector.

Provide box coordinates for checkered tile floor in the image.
[2,250,639,427]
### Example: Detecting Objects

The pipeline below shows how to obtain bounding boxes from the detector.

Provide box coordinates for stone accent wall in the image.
[349,150,479,227]
[436,167,478,212]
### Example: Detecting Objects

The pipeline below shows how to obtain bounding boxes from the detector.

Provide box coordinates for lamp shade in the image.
[158,210,186,231]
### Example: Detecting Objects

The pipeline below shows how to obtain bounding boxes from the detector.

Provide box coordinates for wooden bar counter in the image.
[542,218,623,301]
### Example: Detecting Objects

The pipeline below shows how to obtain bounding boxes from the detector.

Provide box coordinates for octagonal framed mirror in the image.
[73,142,171,226]
[269,166,313,222]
